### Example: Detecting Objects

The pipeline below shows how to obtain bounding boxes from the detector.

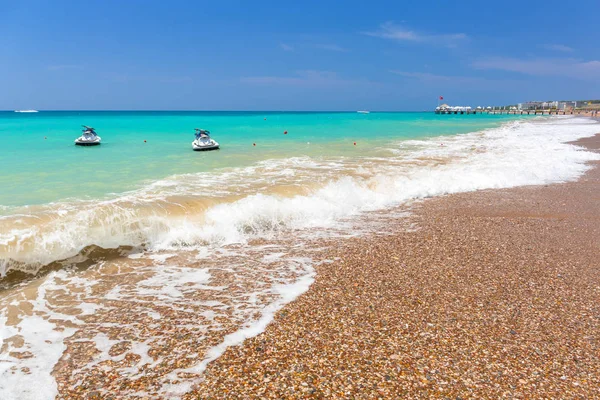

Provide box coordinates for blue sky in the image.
[1,0,599,110]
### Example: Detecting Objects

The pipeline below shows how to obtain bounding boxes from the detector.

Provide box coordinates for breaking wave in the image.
[1,117,598,277]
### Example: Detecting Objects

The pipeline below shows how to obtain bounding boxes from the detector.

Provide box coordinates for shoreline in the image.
[186,133,600,398]
[2,117,599,399]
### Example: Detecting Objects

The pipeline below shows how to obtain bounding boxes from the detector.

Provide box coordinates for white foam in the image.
[78,302,102,316]
[127,252,145,259]
[160,257,315,397]
[1,117,598,275]
[147,253,176,264]
[0,263,219,399]
[135,267,211,299]
[0,272,78,400]
[17,250,313,398]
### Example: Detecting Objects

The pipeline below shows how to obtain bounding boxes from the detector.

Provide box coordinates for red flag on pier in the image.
[439,96,444,100]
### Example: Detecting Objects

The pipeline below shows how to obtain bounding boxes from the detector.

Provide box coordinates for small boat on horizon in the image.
[14,110,38,113]
[192,128,219,151]
[75,126,101,146]
[357,110,370,114]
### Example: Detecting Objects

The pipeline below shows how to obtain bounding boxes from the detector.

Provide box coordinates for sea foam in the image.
[1,116,599,399]
[0,117,598,275]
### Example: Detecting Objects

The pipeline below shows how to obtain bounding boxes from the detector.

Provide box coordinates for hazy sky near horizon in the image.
[1,0,599,110]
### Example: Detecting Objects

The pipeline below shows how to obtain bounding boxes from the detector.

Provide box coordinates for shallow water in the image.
[0,111,523,207]
[1,113,599,399]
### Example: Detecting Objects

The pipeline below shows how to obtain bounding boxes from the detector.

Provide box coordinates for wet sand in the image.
[186,134,600,399]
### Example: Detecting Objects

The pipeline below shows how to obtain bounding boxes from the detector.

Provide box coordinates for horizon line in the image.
[3,109,431,113]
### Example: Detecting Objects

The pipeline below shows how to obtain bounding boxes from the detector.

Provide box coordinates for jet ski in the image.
[75,126,101,146]
[192,128,219,151]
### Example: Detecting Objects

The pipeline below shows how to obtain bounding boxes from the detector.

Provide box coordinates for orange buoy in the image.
[353,142,356,145]
[144,140,147,143]
[284,130,288,135]
[253,143,256,146]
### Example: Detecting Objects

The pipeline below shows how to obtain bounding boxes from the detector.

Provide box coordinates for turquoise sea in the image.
[2,111,600,399]
[0,111,526,207]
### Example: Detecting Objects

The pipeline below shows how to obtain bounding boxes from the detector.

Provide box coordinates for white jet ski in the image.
[192,128,219,151]
[75,126,101,146]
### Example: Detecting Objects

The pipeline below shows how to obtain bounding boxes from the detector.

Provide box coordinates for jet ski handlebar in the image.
[81,125,97,135]
[194,128,211,138]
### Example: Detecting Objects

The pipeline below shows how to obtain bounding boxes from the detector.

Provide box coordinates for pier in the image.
[434,108,582,116]
[434,100,597,116]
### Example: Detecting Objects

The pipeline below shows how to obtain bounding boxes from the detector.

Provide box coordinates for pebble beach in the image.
[2,119,599,399]
[185,134,600,399]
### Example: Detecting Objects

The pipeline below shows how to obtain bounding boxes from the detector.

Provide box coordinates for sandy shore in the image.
[184,134,600,399]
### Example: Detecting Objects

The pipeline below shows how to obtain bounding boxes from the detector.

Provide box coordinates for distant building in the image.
[518,101,544,110]
[518,101,564,110]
